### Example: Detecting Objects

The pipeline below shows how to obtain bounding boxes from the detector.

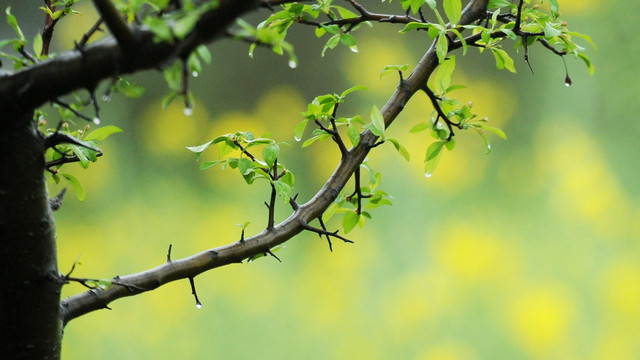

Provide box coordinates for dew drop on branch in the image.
[92,117,101,125]
[192,71,198,78]
[184,107,193,116]
[195,301,202,309]
[288,60,297,69]
[102,94,111,102]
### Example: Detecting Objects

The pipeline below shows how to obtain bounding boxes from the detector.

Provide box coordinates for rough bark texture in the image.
[0,110,62,359]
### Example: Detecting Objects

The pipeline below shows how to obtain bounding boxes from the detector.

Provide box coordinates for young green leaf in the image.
[61,173,85,201]
[436,33,448,64]
[424,141,445,177]
[380,64,409,78]
[343,211,359,234]
[477,123,507,140]
[491,48,516,73]
[443,0,461,24]
[263,143,279,167]
[83,125,123,141]
[347,125,360,147]
[370,105,385,137]
[387,138,410,162]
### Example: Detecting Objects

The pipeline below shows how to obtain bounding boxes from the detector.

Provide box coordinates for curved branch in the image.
[0,0,261,117]
[60,0,489,325]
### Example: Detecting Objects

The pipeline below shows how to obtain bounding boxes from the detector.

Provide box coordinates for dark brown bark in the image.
[0,110,62,360]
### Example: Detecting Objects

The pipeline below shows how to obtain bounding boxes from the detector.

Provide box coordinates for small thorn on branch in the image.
[166,244,173,262]
[289,194,299,211]
[303,224,354,251]
[317,217,333,252]
[266,249,282,262]
[189,277,202,309]
[50,187,67,211]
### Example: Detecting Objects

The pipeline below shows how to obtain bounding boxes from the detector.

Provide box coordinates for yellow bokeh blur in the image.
[507,283,577,355]
[431,223,520,283]
[534,118,633,237]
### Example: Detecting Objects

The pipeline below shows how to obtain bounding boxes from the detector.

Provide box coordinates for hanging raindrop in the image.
[192,71,198,78]
[184,107,193,116]
[102,94,111,102]
[92,117,101,125]
[564,74,572,87]
[195,301,202,309]
[288,60,297,69]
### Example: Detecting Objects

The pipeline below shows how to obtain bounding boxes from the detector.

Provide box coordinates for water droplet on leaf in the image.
[288,60,297,69]
[350,46,359,53]
[184,107,193,116]
[425,173,432,178]
[92,117,101,125]
[192,71,198,78]
[102,94,111,102]
[195,302,202,309]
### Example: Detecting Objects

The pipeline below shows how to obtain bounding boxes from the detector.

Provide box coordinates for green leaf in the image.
[280,170,295,188]
[548,0,559,15]
[199,160,226,170]
[6,7,25,41]
[237,158,254,175]
[322,202,339,223]
[273,179,292,201]
[380,64,409,78]
[333,5,358,19]
[387,138,410,162]
[436,33,448,64]
[476,131,491,154]
[487,0,511,8]
[61,173,85,201]
[491,48,516,73]
[370,105,385,137]
[443,0,461,24]
[347,125,360,147]
[70,145,90,169]
[294,119,309,141]
[263,143,279,167]
[343,211,359,234]
[186,139,214,160]
[432,55,456,92]
[409,122,430,133]
[174,11,200,39]
[425,0,436,10]
[321,34,341,56]
[424,141,445,177]
[399,22,430,33]
[32,32,43,57]
[340,85,367,98]
[340,33,356,46]
[83,125,123,141]
[196,45,212,64]
[544,22,562,39]
[477,123,507,140]
[577,53,595,75]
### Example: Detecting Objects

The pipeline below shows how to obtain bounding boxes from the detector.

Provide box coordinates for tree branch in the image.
[0,0,262,116]
[60,0,490,325]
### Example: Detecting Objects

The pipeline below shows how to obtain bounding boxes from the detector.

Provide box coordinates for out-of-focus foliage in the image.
[0,0,636,359]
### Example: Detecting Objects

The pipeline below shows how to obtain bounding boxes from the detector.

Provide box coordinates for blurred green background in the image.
[4,0,640,359]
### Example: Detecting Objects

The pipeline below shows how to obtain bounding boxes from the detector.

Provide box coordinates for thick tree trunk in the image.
[0,110,62,359]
